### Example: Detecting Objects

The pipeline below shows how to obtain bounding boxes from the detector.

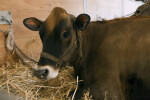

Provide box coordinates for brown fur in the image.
[75,17,150,100]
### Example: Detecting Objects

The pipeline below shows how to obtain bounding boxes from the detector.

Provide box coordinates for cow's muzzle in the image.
[34,66,59,80]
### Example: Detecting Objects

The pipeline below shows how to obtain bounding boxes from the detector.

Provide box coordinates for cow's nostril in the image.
[41,69,49,78]
[34,69,49,79]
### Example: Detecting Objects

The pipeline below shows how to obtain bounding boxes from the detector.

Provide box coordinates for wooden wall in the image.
[0,0,142,65]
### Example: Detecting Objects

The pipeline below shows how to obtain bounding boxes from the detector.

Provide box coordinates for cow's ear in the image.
[23,17,43,31]
[75,14,90,31]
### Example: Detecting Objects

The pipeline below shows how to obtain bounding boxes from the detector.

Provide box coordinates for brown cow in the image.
[23,7,150,100]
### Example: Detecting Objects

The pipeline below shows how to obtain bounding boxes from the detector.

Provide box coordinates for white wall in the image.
[86,0,144,21]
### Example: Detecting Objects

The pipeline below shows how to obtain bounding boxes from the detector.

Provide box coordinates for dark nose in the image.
[34,69,49,79]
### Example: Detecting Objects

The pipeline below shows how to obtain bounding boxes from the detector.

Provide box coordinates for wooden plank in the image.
[0,0,62,11]
[0,0,84,15]
[0,25,8,64]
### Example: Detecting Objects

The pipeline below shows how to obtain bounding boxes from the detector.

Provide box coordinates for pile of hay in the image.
[0,61,92,100]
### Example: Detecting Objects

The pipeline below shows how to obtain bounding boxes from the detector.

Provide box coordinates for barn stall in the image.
[0,0,144,100]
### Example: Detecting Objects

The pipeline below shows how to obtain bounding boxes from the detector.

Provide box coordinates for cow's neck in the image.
[70,21,105,80]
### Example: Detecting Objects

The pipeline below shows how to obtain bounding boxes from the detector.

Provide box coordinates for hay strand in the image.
[71,76,79,100]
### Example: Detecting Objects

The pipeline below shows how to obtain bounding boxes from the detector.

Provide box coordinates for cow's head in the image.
[133,2,150,16]
[23,7,90,80]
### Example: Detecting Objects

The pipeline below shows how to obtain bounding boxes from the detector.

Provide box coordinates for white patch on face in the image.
[32,64,38,70]
[38,66,59,80]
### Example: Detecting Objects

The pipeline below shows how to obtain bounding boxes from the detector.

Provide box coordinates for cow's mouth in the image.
[34,65,59,80]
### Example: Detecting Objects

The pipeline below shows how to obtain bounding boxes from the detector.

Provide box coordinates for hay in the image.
[0,61,92,100]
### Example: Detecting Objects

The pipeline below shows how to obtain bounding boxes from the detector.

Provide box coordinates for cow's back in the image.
[81,17,150,100]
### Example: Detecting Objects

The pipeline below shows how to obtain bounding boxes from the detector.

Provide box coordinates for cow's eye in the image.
[62,32,70,39]
[136,10,140,15]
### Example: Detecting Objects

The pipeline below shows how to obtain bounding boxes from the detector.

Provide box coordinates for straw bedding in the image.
[0,61,92,100]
